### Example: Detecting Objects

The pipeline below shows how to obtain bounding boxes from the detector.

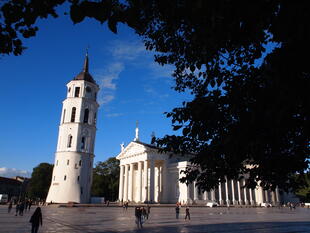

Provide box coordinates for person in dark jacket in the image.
[29,207,43,233]
[15,203,20,216]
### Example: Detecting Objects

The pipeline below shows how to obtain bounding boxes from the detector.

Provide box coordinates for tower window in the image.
[67,160,70,165]
[71,107,76,122]
[53,176,55,181]
[80,187,83,195]
[64,175,67,181]
[81,137,85,149]
[79,160,82,166]
[94,113,97,124]
[62,109,66,123]
[77,176,80,181]
[83,109,89,123]
[74,87,80,97]
[67,135,72,148]
[68,87,71,93]
[56,160,58,166]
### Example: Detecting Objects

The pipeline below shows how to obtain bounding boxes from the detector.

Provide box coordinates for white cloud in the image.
[148,62,174,80]
[109,40,146,61]
[95,62,124,105]
[98,94,115,105]
[0,167,31,178]
[106,113,124,118]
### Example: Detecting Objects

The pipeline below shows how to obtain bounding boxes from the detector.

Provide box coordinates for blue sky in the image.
[0,13,191,177]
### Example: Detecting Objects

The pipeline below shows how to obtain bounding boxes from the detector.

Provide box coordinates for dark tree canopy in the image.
[1,0,309,191]
[91,157,119,201]
[27,163,53,199]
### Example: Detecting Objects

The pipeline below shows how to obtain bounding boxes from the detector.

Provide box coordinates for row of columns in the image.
[119,160,166,203]
[192,178,280,205]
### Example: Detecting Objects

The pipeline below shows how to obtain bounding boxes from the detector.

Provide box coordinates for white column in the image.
[128,163,134,201]
[159,166,163,202]
[161,161,168,203]
[271,191,276,205]
[149,159,155,202]
[225,177,229,205]
[275,187,280,203]
[154,166,159,202]
[203,191,208,201]
[265,190,269,203]
[231,180,236,205]
[143,160,148,202]
[218,182,223,205]
[211,189,215,201]
[118,165,124,201]
[124,164,129,201]
[249,188,254,205]
[237,180,241,205]
[137,161,142,202]
[193,181,199,201]
[243,179,248,205]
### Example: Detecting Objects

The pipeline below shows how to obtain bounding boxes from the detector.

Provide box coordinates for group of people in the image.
[134,205,151,228]
[175,202,190,220]
[9,199,33,216]
[7,199,43,233]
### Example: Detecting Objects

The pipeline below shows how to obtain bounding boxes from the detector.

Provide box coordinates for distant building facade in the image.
[46,53,99,203]
[116,129,283,205]
[0,176,29,200]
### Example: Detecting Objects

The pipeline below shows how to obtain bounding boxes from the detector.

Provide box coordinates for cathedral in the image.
[46,53,99,203]
[116,127,283,205]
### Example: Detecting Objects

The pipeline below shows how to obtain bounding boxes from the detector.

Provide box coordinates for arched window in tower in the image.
[74,87,80,97]
[83,109,89,123]
[67,135,73,148]
[71,107,76,122]
[79,160,82,166]
[62,109,66,123]
[81,137,85,150]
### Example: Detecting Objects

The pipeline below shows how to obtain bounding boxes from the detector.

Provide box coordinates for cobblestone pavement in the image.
[1,205,310,233]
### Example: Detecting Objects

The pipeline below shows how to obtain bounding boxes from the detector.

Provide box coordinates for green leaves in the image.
[27,163,53,199]
[91,157,119,201]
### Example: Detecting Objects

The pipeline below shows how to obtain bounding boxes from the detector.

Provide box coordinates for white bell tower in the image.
[46,52,99,203]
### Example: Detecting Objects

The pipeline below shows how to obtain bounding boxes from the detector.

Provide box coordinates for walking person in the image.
[134,207,142,229]
[146,205,151,219]
[175,205,180,219]
[19,201,25,216]
[29,207,43,233]
[184,206,190,220]
[28,199,33,211]
[15,202,20,216]
[8,201,13,213]
[142,207,147,220]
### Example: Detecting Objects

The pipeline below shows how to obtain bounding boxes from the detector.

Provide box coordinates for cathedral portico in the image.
[116,133,285,205]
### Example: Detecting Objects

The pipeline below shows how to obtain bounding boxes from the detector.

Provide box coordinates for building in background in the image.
[0,176,29,201]
[116,128,285,205]
[46,53,99,203]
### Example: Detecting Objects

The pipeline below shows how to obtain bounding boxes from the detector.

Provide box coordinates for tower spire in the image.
[83,48,89,73]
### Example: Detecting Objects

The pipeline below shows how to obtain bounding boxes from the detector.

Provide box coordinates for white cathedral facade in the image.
[116,130,282,205]
[46,53,99,203]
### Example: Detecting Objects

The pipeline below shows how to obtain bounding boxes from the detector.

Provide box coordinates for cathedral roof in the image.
[73,52,96,84]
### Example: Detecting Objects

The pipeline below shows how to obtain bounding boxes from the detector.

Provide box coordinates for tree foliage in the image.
[91,157,119,201]
[27,163,53,199]
[1,0,309,191]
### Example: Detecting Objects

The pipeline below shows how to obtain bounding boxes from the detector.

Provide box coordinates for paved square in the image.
[1,205,310,232]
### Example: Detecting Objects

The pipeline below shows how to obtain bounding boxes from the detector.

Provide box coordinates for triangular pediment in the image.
[116,141,154,160]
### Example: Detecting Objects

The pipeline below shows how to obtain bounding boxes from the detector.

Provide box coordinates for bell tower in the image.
[46,52,99,203]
